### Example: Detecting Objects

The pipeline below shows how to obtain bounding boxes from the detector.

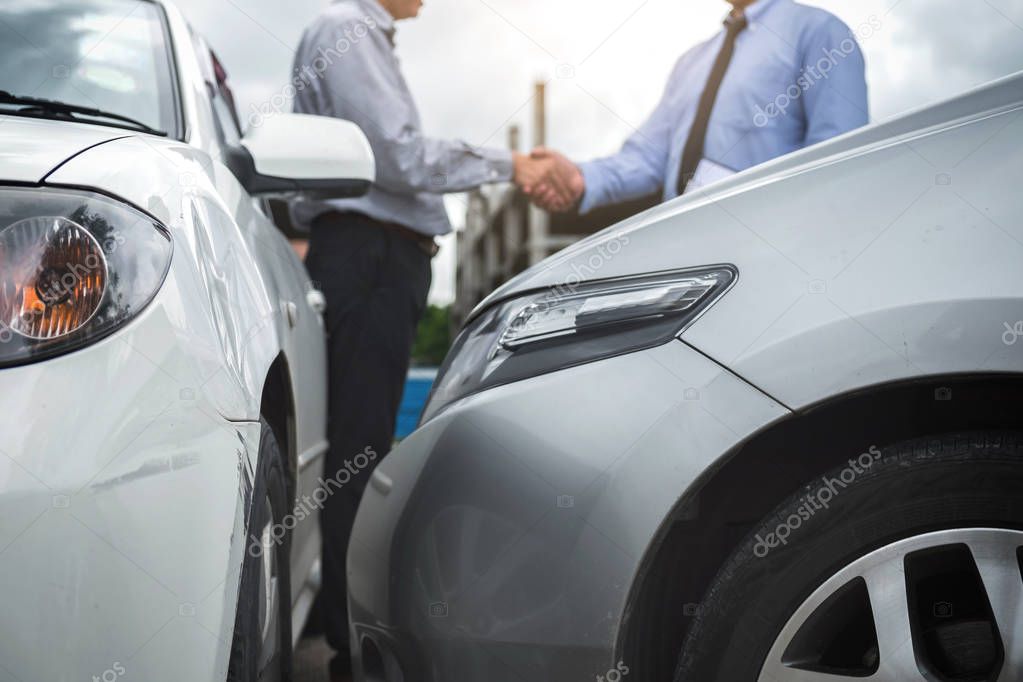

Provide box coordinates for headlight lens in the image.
[0,187,172,367]
[421,266,735,423]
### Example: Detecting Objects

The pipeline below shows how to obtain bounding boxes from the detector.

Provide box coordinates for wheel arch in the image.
[260,352,298,504]
[618,372,1023,681]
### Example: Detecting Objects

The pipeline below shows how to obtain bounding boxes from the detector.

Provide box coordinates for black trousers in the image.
[304,212,432,669]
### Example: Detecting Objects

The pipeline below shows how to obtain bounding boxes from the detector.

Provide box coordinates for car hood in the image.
[472,71,1023,320]
[0,115,129,183]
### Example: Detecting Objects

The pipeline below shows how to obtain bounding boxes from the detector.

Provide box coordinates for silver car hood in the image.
[0,115,128,183]
[473,71,1023,320]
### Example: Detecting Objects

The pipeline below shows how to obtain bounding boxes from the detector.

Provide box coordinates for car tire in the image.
[228,420,293,682]
[674,432,1023,682]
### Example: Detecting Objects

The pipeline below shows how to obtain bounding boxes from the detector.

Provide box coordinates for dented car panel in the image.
[0,269,265,680]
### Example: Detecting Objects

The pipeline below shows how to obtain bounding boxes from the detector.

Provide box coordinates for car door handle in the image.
[306,289,327,315]
[282,300,299,329]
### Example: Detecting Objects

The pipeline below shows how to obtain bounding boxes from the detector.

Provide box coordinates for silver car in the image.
[348,73,1023,681]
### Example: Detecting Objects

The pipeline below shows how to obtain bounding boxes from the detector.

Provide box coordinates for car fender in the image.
[45,135,288,421]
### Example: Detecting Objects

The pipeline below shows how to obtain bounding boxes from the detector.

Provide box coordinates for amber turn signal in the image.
[0,217,107,340]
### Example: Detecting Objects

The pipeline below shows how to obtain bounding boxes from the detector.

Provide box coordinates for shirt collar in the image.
[732,0,785,26]
[347,0,396,42]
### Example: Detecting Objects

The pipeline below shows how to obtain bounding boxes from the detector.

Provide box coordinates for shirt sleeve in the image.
[800,16,869,146]
[314,21,513,195]
[576,53,691,214]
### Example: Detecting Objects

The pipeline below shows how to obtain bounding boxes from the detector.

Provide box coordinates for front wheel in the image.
[675,432,1023,682]
[228,420,293,682]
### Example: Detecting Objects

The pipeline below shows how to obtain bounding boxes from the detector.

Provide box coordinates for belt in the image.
[325,212,439,257]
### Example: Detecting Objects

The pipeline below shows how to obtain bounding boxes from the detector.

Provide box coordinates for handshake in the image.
[512,148,586,213]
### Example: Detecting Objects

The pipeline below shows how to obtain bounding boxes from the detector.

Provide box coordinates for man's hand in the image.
[529,147,586,213]
[513,147,585,213]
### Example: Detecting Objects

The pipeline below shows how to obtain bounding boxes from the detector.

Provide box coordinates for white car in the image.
[0,1,373,680]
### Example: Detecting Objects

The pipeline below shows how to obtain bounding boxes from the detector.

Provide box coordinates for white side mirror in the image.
[227,113,375,198]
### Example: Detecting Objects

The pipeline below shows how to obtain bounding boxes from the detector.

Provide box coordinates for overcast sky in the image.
[174,0,1023,303]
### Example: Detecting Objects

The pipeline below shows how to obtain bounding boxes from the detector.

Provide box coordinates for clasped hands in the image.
[512,148,585,213]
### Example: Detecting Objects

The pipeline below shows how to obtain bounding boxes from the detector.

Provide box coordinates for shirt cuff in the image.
[576,160,606,215]
[477,147,514,184]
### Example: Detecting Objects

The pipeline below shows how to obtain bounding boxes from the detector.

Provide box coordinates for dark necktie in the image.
[677,13,749,196]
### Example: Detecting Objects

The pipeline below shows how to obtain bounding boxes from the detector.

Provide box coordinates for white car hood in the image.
[0,115,129,183]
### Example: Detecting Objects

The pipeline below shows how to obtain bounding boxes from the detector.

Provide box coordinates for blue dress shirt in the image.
[578,0,869,214]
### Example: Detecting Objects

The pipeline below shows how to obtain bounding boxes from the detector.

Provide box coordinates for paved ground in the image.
[293,637,332,682]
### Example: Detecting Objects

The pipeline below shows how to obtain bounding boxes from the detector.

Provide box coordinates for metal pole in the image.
[529,81,549,265]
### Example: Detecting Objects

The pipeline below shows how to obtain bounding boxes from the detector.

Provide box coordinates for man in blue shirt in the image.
[528,0,870,212]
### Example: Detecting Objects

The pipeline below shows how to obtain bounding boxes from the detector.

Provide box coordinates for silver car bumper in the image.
[348,340,789,681]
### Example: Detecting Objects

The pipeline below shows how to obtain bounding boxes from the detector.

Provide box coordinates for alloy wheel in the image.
[256,494,282,682]
[758,528,1023,681]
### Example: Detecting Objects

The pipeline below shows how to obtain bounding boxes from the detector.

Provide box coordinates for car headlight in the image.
[0,187,172,367]
[421,266,736,423]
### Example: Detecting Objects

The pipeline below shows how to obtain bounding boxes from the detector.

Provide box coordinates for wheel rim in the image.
[758,528,1023,681]
[256,495,281,681]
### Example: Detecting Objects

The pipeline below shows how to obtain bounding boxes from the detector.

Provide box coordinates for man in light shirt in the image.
[289,1,565,678]
[530,0,870,212]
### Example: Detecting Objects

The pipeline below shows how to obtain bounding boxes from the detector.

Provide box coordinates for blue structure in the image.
[395,368,438,439]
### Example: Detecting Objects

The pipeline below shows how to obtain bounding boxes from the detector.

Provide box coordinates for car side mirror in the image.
[225,113,375,199]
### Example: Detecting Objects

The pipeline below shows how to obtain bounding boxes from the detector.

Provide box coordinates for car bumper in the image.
[0,278,261,682]
[348,340,788,681]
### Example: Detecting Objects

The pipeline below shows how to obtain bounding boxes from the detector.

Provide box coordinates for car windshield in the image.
[0,0,178,135]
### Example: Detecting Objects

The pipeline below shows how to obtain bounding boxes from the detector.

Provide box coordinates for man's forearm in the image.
[574,152,665,214]
[374,137,513,194]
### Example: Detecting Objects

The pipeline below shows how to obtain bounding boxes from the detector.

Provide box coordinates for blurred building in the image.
[454,83,658,326]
